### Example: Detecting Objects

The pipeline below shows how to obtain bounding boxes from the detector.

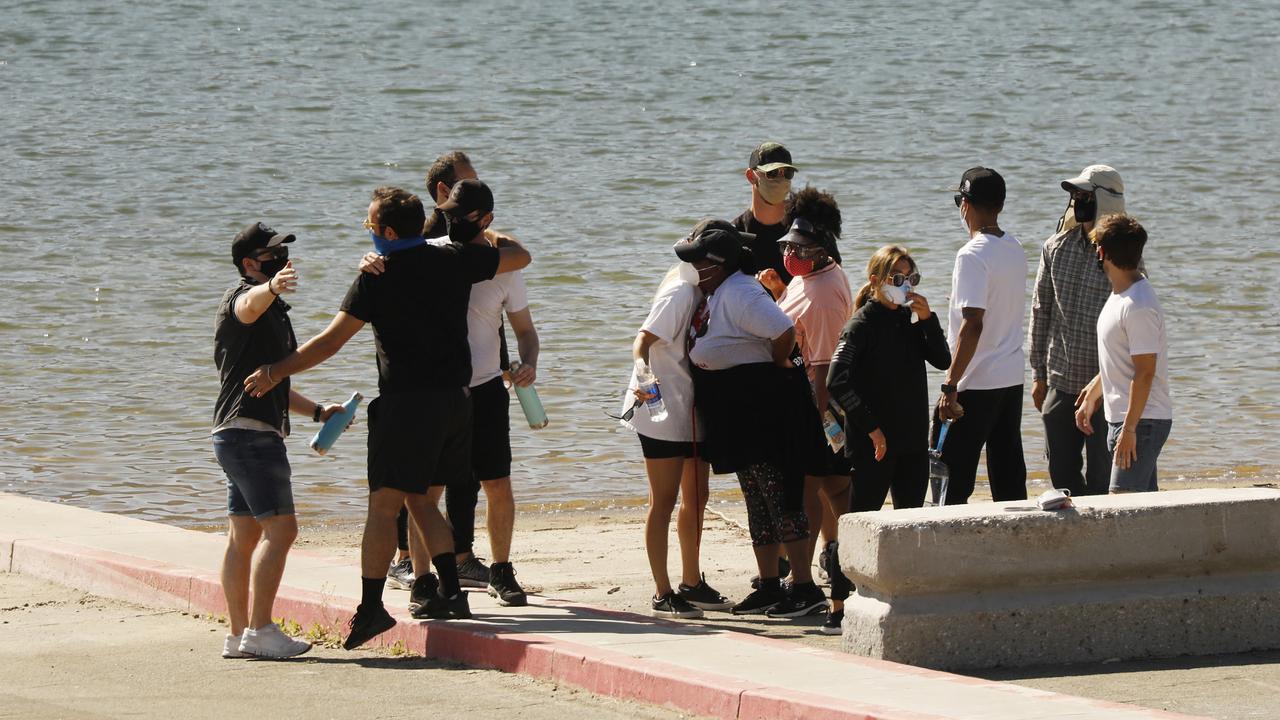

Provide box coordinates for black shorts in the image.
[812,441,853,477]
[470,376,512,481]
[367,388,472,494]
[638,433,697,460]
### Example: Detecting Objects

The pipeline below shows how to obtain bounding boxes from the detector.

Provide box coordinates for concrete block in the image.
[838,488,1280,671]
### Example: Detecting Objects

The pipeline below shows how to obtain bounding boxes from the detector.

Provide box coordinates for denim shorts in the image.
[1107,418,1172,493]
[212,429,294,518]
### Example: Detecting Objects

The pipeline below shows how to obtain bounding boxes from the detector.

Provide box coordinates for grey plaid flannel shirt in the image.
[1028,225,1112,395]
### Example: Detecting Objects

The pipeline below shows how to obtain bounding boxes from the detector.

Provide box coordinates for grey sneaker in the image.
[239,623,311,659]
[457,555,490,588]
[386,557,415,590]
[222,632,249,659]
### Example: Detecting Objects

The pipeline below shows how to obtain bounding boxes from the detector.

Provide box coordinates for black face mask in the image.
[1073,195,1097,223]
[258,256,288,279]
[447,214,482,244]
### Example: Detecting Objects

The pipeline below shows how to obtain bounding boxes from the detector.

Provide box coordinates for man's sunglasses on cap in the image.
[888,271,921,287]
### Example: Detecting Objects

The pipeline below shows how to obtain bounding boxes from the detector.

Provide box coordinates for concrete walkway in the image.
[0,493,1204,720]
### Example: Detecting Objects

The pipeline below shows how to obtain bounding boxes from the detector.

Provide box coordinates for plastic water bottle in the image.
[309,392,363,455]
[822,410,846,453]
[509,362,549,429]
[634,359,668,422]
[927,419,952,506]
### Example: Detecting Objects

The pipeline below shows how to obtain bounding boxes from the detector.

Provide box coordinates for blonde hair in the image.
[855,245,917,308]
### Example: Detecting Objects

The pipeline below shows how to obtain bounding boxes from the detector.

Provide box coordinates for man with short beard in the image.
[734,141,797,293]
[243,186,531,650]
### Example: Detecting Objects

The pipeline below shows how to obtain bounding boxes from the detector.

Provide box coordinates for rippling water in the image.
[3,0,1278,528]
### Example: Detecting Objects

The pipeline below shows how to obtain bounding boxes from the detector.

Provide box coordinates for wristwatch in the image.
[312,403,323,422]
[940,383,957,395]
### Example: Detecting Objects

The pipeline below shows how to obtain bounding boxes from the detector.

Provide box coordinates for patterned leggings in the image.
[736,462,809,547]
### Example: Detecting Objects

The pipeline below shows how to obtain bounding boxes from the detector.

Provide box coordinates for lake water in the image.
[3,0,1278,529]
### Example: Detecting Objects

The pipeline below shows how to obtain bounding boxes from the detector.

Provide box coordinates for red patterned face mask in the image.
[783,253,816,277]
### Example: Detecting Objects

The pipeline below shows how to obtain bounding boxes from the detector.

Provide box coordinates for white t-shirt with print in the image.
[688,271,794,371]
[1097,278,1172,423]
[947,231,1028,391]
[467,270,528,387]
[620,279,701,442]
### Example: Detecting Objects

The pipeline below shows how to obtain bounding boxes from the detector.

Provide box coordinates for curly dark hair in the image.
[370,186,426,240]
[786,185,843,264]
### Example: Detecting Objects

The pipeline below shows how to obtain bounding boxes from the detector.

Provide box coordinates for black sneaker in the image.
[457,555,490,588]
[408,573,439,612]
[820,608,844,635]
[731,581,786,615]
[652,591,703,619]
[411,591,472,620]
[386,557,415,590]
[766,581,829,619]
[487,562,528,607]
[677,575,733,611]
[343,603,397,650]
[749,557,791,590]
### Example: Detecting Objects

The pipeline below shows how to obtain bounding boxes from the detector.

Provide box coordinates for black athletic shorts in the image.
[470,376,512,481]
[638,433,697,460]
[367,388,472,494]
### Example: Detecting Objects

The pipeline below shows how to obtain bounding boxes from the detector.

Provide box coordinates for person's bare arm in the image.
[506,307,540,387]
[234,262,298,324]
[287,389,347,422]
[1113,354,1157,469]
[494,235,531,274]
[771,327,797,367]
[244,312,365,397]
[937,306,984,420]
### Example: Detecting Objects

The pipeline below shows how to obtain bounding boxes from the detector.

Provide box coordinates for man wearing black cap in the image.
[936,168,1028,504]
[242,186,531,650]
[733,141,797,294]
[214,222,345,659]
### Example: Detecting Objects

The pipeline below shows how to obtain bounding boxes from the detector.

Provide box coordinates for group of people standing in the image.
[620,143,1173,634]
[213,152,539,657]
[208,141,1172,659]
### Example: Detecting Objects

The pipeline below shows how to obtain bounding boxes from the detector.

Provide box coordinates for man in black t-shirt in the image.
[213,222,344,660]
[243,186,531,650]
[733,141,798,293]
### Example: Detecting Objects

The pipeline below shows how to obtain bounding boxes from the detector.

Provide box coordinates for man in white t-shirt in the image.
[1074,215,1171,493]
[936,167,1029,503]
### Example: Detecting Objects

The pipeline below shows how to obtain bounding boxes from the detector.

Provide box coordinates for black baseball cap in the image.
[954,167,1005,207]
[673,219,754,266]
[748,141,797,173]
[231,222,295,268]
[437,178,494,217]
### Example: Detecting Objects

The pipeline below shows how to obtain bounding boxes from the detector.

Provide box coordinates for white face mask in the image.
[881,281,911,307]
[677,262,702,286]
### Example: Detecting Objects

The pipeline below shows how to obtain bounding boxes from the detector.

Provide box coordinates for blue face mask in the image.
[369,230,427,256]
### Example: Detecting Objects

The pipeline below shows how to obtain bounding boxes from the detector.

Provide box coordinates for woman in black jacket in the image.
[827,245,951,512]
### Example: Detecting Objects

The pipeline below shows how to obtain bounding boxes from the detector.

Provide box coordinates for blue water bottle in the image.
[509,362,549,429]
[309,392,363,455]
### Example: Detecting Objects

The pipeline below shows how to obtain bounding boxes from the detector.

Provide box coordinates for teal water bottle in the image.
[309,392,363,455]
[508,362,548,429]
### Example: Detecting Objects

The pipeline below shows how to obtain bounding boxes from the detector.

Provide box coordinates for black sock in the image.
[361,576,384,609]
[433,553,460,597]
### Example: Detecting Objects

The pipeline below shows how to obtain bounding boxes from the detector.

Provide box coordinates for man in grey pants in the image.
[1028,165,1125,496]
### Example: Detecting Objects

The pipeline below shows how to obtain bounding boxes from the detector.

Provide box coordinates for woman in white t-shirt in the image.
[621,265,730,620]
[675,219,827,620]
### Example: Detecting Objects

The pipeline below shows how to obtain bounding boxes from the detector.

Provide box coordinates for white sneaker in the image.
[222,632,250,659]
[239,623,312,659]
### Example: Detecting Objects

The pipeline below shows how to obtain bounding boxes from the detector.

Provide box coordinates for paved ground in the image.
[0,573,697,720]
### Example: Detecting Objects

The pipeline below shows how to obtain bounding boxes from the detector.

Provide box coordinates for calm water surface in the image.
[2,0,1278,528]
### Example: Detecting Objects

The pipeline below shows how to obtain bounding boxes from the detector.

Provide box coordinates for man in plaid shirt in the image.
[1028,165,1126,496]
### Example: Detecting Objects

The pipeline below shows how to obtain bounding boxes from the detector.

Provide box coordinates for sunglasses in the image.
[254,247,289,261]
[953,193,968,208]
[761,167,796,180]
[779,241,826,259]
[888,271,921,287]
